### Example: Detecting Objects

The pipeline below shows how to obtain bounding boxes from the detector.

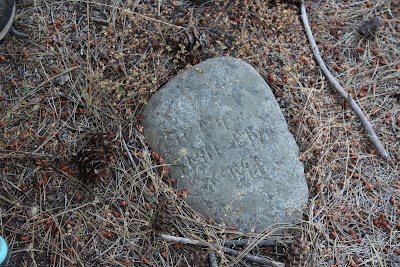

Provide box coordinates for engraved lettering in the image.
[206,178,217,193]
[211,143,221,157]
[244,126,269,143]
[221,111,234,131]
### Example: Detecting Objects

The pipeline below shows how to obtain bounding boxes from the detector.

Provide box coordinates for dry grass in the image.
[0,0,399,266]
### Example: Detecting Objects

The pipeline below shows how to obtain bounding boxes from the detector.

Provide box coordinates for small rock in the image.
[53,74,69,86]
[358,16,381,39]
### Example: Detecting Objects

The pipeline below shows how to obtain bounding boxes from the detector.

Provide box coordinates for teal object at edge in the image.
[0,236,9,266]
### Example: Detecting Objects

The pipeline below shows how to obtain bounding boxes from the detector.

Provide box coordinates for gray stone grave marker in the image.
[142,57,308,232]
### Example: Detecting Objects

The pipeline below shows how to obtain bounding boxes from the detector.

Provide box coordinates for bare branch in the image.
[121,136,137,171]
[223,238,290,247]
[160,234,285,267]
[299,1,389,159]
[208,251,219,267]
[10,26,30,39]
[91,17,110,26]
[160,234,210,246]
[223,247,285,267]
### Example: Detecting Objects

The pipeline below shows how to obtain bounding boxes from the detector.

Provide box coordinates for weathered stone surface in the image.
[142,57,308,232]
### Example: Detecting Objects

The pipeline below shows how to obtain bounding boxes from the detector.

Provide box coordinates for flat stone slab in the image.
[142,57,308,232]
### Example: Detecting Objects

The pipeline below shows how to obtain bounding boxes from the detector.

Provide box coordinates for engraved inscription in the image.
[226,156,269,186]
[168,110,273,185]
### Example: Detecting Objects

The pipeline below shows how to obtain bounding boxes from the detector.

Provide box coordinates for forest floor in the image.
[0,0,399,266]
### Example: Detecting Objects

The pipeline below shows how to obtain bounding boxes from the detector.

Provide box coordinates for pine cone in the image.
[176,27,208,52]
[154,199,178,231]
[285,237,309,267]
[76,132,112,184]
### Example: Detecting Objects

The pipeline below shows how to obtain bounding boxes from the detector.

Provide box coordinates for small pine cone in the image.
[154,199,178,231]
[76,132,112,184]
[176,27,208,52]
[286,237,309,267]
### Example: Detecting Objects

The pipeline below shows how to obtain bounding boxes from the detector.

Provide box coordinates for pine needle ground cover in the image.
[0,1,399,266]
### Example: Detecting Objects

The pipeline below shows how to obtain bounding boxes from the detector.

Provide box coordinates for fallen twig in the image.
[160,234,285,267]
[91,17,109,26]
[10,26,30,39]
[208,251,218,267]
[223,238,290,247]
[299,1,389,159]
[223,247,284,267]
[121,136,138,171]
[117,124,138,171]
[0,151,63,160]
[160,234,210,247]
